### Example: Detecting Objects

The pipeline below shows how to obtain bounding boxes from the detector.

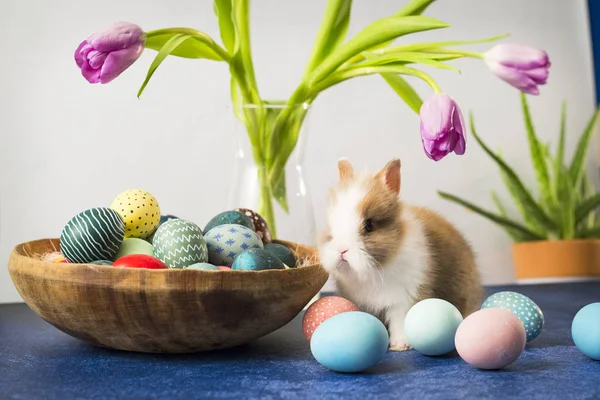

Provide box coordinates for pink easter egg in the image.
[218,266,232,271]
[302,296,359,342]
[455,308,526,370]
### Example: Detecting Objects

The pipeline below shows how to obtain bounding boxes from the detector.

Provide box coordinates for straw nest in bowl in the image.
[8,238,328,353]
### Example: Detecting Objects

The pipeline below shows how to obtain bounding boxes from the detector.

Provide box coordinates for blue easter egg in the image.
[404,298,463,356]
[232,248,285,271]
[204,224,263,267]
[264,243,296,268]
[204,211,255,233]
[310,311,389,373]
[572,302,600,360]
[481,291,544,342]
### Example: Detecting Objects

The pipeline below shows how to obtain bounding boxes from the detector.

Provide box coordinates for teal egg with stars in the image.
[204,224,263,267]
[204,211,255,234]
[481,291,544,342]
[232,248,285,271]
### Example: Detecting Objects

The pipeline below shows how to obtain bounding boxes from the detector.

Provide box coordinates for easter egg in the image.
[113,238,154,260]
[204,210,255,234]
[110,189,160,239]
[404,298,463,356]
[217,266,232,271]
[481,291,544,342]
[147,214,179,242]
[310,311,389,373]
[60,207,125,264]
[90,260,113,265]
[204,224,263,267]
[186,262,219,271]
[231,248,285,271]
[234,208,272,243]
[571,302,600,360]
[152,219,208,269]
[303,296,359,341]
[264,243,296,268]
[455,308,526,370]
[113,254,168,269]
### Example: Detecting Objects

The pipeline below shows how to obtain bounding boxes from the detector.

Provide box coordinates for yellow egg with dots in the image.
[110,189,161,239]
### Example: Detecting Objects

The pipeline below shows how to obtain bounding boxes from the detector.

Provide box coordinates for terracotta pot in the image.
[512,239,600,280]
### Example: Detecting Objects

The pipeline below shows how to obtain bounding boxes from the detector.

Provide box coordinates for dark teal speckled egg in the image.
[232,248,285,271]
[204,211,255,233]
[264,243,296,268]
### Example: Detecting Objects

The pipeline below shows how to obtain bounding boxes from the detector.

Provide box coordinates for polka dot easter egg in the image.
[302,296,359,342]
[204,224,263,267]
[234,208,272,243]
[60,207,125,264]
[110,189,160,239]
[481,291,544,342]
[152,219,208,269]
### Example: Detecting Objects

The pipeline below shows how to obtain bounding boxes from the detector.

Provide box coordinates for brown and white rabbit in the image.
[317,158,483,351]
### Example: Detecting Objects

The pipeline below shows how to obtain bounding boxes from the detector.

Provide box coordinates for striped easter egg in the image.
[60,207,125,264]
[152,218,208,269]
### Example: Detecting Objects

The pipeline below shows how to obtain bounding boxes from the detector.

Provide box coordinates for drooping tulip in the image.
[74,22,145,84]
[419,94,466,162]
[483,43,550,95]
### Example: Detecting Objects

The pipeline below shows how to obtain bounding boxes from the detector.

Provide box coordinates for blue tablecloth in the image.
[1,282,600,399]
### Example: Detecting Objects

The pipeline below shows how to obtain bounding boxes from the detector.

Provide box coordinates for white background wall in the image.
[1,0,598,303]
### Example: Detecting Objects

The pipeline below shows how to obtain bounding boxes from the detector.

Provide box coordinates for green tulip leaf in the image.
[145,30,225,60]
[380,73,423,114]
[214,0,236,54]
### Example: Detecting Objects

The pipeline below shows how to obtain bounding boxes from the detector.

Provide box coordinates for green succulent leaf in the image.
[569,106,600,184]
[303,0,353,77]
[521,93,552,209]
[577,225,600,238]
[145,29,228,61]
[138,34,193,98]
[214,0,236,54]
[309,15,450,84]
[380,73,423,114]
[557,165,576,239]
[575,193,600,224]
[490,191,528,241]
[469,113,556,231]
[438,191,545,241]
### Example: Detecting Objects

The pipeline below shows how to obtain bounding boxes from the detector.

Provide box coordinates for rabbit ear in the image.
[378,159,401,195]
[338,158,354,182]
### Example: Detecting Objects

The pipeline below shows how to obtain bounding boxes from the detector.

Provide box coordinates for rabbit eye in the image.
[364,219,375,233]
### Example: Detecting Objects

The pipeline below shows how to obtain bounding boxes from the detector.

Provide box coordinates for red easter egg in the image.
[302,296,359,341]
[218,266,232,271]
[113,254,168,269]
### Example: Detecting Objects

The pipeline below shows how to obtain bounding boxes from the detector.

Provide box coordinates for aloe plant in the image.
[438,92,600,242]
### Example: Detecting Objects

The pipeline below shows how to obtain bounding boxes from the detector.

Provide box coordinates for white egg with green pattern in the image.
[204,224,263,267]
[152,219,208,269]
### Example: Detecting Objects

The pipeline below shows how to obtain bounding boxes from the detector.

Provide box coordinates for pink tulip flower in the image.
[74,22,145,84]
[484,43,550,95]
[419,94,466,161]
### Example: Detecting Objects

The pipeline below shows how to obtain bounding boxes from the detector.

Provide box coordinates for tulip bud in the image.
[419,94,466,161]
[483,43,550,95]
[74,22,145,84]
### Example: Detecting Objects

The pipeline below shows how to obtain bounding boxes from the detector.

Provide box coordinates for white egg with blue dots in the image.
[204,223,263,267]
[481,291,544,342]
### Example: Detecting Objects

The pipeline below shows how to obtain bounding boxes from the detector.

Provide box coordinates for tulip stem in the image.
[437,49,484,59]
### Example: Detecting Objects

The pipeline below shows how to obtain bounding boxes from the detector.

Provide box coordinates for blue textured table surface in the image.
[1,282,600,400]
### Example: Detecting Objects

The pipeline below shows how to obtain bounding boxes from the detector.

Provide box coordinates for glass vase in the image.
[226,104,317,248]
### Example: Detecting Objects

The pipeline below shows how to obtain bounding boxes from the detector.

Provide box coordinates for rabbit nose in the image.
[339,249,348,260]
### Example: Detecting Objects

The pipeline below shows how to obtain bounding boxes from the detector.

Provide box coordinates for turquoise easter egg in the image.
[60,207,125,264]
[404,298,463,356]
[186,262,219,271]
[152,219,208,269]
[90,260,113,266]
[204,224,263,267]
[113,238,154,260]
[310,311,389,373]
[572,302,600,360]
[481,291,544,342]
[232,248,285,271]
[264,243,296,268]
[204,211,255,233]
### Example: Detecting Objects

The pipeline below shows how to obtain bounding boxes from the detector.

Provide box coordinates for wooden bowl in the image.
[8,238,328,353]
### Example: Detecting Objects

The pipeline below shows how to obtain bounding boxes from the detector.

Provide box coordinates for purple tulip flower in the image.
[74,22,145,84]
[419,94,466,161]
[483,43,550,95]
